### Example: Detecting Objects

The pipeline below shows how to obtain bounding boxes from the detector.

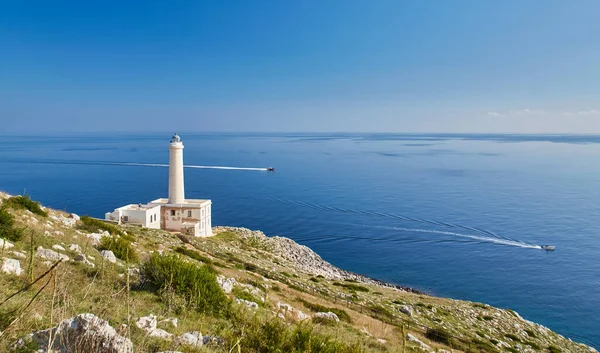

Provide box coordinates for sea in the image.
[1,132,599,348]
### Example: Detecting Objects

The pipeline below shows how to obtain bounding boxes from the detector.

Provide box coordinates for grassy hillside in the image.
[0,192,596,353]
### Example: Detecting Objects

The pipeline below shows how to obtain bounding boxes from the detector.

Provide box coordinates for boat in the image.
[267,167,275,172]
[541,245,555,251]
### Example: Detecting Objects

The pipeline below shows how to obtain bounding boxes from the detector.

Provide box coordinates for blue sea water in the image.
[1,133,599,348]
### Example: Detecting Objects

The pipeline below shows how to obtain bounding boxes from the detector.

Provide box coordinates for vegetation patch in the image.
[0,207,24,242]
[80,216,128,238]
[233,287,263,307]
[5,195,48,217]
[425,327,452,345]
[367,304,395,321]
[140,253,230,317]
[333,282,369,292]
[174,246,213,264]
[98,235,139,263]
[524,329,536,338]
[297,298,352,323]
[504,333,521,342]
[548,345,562,353]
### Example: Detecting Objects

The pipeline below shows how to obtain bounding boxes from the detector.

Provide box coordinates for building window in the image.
[188,210,192,217]
[170,210,175,216]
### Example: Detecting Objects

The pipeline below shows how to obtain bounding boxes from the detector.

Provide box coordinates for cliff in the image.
[0,192,596,353]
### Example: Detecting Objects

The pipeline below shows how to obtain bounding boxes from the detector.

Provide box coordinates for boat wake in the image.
[1,158,270,171]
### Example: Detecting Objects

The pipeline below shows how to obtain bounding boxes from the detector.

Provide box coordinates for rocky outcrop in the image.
[2,258,22,276]
[50,213,77,227]
[30,313,132,353]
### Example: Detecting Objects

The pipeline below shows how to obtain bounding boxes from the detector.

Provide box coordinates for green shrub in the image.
[271,285,282,292]
[505,348,519,353]
[80,216,129,238]
[281,271,292,277]
[5,195,47,217]
[225,310,362,353]
[367,304,395,320]
[0,207,24,242]
[548,345,562,353]
[425,327,452,345]
[524,340,540,349]
[524,329,536,337]
[98,235,139,263]
[309,277,319,282]
[141,253,229,317]
[174,246,213,264]
[504,333,521,342]
[333,282,369,292]
[298,298,352,323]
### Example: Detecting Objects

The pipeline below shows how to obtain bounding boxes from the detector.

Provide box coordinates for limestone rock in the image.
[69,244,82,253]
[52,244,66,252]
[406,334,430,350]
[50,213,77,227]
[216,275,236,294]
[235,298,259,309]
[176,331,203,347]
[398,305,413,316]
[10,251,26,259]
[0,239,14,250]
[2,258,22,276]
[101,250,117,263]
[31,313,133,353]
[70,213,81,221]
[160,317,178,328]
[148,328,173,339]
[313,312,340,323]
[135,314,157,332]
[36,247,69,262]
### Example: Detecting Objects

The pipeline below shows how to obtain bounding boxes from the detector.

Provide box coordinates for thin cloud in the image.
[487,112,503,117]
[564,109,600,117]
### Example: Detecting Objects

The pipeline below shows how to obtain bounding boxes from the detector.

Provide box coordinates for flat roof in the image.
[148,198,211,207]
[115,204,161,211]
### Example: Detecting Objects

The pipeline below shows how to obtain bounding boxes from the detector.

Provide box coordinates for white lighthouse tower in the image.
[168,133,185,204]
[105,134,213,237]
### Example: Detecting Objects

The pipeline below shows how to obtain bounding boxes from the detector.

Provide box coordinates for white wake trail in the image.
[115,162,268,171]
[367,225,542,249]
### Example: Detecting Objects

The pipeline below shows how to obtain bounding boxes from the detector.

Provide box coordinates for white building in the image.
[105,134,213,237]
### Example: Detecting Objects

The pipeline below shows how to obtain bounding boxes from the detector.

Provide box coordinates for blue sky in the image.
[1,1,600,133]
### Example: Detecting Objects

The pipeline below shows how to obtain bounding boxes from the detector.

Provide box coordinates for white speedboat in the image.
[541,245,555,251]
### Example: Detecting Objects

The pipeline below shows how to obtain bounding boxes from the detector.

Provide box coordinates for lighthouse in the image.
[168,133,185,204]
[105,134,213,237]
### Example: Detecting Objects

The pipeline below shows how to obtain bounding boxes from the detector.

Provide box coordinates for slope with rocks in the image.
[0,193,596,353]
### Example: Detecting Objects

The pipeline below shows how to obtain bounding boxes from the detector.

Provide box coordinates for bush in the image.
[504,333,521,342]
[225,310,362,353]
[0,207,24,242]
[297,298,352,323]
[333,282,369,292]
[425,327,452,345]
[98,235,139,263]
[141,253,230,317]
[5,195,47,217]
[80,216,130,239]
[548,345,562,353]
[524,329,536,337]
[174,246,213,264]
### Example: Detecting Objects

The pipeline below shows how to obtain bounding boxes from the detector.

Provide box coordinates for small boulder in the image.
[70,213,81,221]
[135,314,157,331]
[52,244,66,252]
[160,317,178,328]
[101,250,117,263]
[202,335,224,346]
[176,331,202,347]
[2,258,22,276]
[216,275,236,294]
[69,244,82,253]
[148,328,172,339]
[36,247,69,262]
[398,305,413,316]
[31,313,133,353]
[10,251,26,259]
[296,310,310,321]
[313,312,340,323]
[277,302,293,312]
[0,239,14,249]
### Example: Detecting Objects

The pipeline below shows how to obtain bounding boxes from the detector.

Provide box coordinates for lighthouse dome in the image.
[170,133,182,143]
